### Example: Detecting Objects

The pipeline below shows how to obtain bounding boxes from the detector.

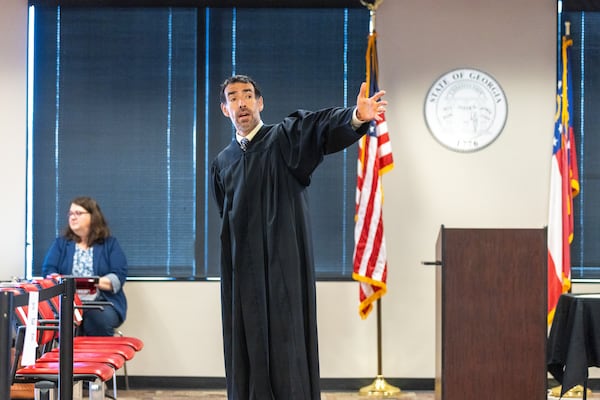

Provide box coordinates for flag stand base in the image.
[549,385,592,398]
[358,375,401,397]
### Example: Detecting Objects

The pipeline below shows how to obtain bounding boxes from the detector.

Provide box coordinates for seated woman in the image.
[42,196,128,336]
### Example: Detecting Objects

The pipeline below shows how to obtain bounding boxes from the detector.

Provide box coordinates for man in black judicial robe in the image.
[210,75,387,400]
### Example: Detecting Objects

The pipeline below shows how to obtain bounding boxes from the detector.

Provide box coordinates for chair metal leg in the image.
[117,330,130,390]
[105,368,118,400]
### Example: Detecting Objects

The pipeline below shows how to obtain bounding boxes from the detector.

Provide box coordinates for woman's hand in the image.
[97,276,113,292]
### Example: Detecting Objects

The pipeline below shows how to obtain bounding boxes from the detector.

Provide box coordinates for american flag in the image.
[547,32,579,325]
[352,32,394,319]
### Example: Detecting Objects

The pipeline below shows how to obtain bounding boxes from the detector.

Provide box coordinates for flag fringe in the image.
[379,163,393,175]
[358,291,385,320]
[352,272,387,319]
[547,307,556,326]
[352,271,387,288]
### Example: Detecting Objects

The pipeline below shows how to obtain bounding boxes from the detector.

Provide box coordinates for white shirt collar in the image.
[236,121,264,144]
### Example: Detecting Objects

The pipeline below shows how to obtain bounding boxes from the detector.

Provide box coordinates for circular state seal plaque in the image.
[424,68,508,152]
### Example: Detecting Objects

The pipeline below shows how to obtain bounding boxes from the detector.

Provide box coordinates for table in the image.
[547,293,600,398]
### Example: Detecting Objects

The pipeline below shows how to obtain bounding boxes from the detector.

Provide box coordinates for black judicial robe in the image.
[210,107,368,400]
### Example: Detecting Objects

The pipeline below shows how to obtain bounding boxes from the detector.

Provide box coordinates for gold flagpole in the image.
[358,299,401,396]
[358,1,400,396]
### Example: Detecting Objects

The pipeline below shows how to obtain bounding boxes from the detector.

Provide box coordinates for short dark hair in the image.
[64,196,111,246]
[220,74,262,103]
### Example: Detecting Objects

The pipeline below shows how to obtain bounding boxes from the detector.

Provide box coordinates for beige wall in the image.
[2,0,561,380]
[1,0,27,280]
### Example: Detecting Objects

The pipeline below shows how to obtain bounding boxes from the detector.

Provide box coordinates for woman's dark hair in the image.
[64,196,111,246]
[219,74,262,103]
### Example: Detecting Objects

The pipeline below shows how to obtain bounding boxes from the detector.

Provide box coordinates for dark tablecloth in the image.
[547,293,600,397]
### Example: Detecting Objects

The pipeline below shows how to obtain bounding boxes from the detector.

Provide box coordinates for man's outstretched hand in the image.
[356,82,387,122]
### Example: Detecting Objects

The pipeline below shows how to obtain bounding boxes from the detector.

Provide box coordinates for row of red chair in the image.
[5,276,143,399]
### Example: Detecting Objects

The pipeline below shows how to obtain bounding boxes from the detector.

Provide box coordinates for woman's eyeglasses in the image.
[67,211,89,218]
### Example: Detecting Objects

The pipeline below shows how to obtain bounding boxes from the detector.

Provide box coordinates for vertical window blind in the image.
[561,7,600,280]
[28,6,368,280]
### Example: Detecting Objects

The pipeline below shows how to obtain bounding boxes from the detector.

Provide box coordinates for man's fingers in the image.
[371,89,386,101]
[359,82,368,98]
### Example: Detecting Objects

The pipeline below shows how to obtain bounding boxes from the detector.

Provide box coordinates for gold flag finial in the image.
[360,0,384,11]
[361,0,384,34]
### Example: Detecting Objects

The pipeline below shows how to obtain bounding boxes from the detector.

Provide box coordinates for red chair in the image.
[15,362,115,396]
[10,281,130,399]
[38,276,144,389]
[36,350,125,397]
[6,284,118,399]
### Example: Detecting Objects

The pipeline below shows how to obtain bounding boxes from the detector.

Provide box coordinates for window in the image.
[27,5,368,280]
[561,2,600,280]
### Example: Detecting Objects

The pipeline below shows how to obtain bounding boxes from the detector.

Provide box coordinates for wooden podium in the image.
[434,226,547,400]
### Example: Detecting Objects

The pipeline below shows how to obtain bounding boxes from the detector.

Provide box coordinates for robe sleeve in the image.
[277,107,367,186]
[210,158,226,218]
